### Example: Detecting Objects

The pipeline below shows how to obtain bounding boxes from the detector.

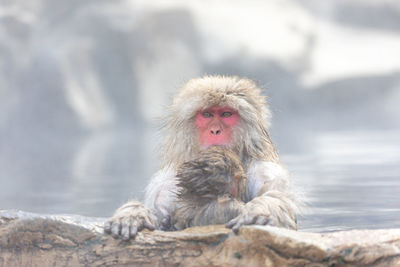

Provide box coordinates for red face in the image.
[195,106,240,147]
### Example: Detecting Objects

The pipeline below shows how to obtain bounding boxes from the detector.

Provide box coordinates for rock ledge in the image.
[0,210,399,266]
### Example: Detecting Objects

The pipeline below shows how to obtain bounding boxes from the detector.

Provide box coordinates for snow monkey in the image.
[172,146,247,230]
[104,76,300,240]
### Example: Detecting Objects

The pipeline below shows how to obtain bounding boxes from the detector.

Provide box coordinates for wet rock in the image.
[0,210,399,266]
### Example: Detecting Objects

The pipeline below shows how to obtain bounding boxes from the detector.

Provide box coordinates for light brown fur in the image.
[161,76,279,168]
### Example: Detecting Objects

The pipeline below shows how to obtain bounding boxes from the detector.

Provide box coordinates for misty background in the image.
[1,0,399,232]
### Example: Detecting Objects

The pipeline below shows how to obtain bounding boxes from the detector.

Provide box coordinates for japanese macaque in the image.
[172,146,247,230]
[104,76,300,240]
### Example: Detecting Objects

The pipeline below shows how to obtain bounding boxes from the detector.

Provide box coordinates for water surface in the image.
[1,128,399,233]
[284,130,400,232]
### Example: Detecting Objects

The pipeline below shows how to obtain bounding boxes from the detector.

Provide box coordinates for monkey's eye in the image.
[202,112,213,118]
[221,112,232,117]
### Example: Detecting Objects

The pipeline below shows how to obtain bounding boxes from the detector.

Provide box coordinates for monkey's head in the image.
[162,76,278,167]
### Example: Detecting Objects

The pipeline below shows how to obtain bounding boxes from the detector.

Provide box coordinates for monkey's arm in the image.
[227,161,300,232]
[104,200,157,240]
[144,166,178,230]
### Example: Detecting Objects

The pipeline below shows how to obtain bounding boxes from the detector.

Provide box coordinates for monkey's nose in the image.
[210,129,221,135]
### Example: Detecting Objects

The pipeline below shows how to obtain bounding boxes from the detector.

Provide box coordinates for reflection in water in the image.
[283,130,400,232]
[0,126,157,218]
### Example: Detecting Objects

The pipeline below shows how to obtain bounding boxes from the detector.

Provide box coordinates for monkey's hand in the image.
[226,192,298,233]
[226,196,273,233]
[104,200,157,240]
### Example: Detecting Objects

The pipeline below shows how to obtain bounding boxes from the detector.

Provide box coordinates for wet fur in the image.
[172,147,246,230]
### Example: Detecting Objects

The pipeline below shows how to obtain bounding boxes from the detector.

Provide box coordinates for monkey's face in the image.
[195,106,239,148]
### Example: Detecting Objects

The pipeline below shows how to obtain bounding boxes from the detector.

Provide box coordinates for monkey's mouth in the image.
[202,134,233,147]
[202,143,232,149]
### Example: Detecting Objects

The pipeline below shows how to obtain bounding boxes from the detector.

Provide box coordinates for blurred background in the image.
[0,0,399,232]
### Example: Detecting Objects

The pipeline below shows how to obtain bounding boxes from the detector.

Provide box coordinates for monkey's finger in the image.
[266,219,274,226]
[226,217,240,228]
[120,218,131,240]
[160,216,171,230]
[121,226,130,241]
[143,221,156,231]
[127,218,139,238]
[229,216,247,233]
[111,221,122,238]
[231,220,244,234]
[230,215,256,233]
[255,216,270,226]
[243,215,257,225]
[104,221,112,234]
[129,224,138,239]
